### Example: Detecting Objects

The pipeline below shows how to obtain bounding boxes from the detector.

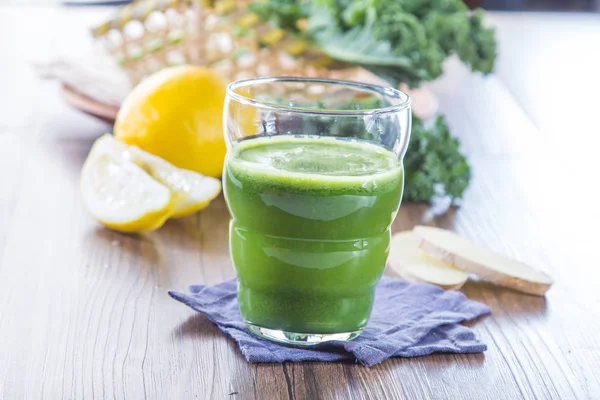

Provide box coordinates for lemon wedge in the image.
[82,135,222,231]
[123,144,222,218]
[81,148,173,233]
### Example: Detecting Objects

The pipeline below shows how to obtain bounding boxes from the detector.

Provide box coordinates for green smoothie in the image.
[224,135,403,334]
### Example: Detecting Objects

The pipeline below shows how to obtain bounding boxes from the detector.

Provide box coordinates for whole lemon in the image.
[115,66,227,178]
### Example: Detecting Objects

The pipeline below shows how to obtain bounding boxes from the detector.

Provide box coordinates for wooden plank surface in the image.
[1,7,599,399]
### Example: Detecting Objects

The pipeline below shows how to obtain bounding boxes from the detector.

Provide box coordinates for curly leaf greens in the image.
[404,115,471,203]
[250,0,496,88]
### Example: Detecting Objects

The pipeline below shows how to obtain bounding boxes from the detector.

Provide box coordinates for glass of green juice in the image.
[222,77,411,345]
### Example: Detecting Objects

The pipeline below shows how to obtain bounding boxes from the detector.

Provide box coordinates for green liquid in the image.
[224,136,403,333]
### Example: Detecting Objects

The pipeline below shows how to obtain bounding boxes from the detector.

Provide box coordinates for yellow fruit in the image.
[123,144,222,218]
[114,66,227,178]
[90,134,222,219]
[81,143,173,233]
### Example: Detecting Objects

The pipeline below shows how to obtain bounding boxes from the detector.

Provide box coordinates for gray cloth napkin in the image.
[169,277,490,367]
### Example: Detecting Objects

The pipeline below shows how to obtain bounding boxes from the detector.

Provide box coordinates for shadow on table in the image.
[391,203,461,233]
[88,226,161,261]
[461,280,549,317]
[174,313,254,367]
[85,206,233,289]
[369,351,487,393]
[156,199,230,251]
[391,351,485,369]
[176,312,224,340]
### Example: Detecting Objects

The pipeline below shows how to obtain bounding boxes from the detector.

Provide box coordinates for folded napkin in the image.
[169,277,490,367]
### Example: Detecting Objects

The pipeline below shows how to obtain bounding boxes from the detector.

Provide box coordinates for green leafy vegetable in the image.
[250,0,496,88]
[404,115,471,203]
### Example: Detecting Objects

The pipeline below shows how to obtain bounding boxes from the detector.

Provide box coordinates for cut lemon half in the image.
[81,150,173,233]
[85,134,222,221]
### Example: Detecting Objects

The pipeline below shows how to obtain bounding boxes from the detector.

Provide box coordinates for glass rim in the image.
[226,76,411,116]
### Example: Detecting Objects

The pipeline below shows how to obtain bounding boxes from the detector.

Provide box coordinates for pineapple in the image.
[91,0,354,86]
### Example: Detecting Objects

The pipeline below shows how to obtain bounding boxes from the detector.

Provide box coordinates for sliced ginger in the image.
[413,226,553,296]
[389,231,469,290]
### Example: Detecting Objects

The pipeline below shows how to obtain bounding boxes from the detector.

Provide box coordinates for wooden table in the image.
[1,7,599,399]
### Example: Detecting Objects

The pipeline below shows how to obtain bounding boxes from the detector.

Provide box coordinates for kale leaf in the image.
[404,115,471,203]
[250,0,497,88]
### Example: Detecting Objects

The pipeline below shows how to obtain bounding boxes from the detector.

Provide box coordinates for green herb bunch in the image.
[405,115,470,203]
[250,0,496,88]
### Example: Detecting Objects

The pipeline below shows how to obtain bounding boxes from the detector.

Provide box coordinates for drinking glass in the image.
[222,77,411,345]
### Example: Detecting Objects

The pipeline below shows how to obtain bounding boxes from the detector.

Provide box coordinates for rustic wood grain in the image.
[0,7,599,400]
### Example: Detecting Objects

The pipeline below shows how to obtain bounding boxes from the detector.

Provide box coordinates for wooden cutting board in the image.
[61,84,119,123]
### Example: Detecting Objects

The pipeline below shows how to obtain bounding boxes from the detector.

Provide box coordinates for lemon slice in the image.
[89,134,222,218]
[125,145,222,218]
[81,150,173,233]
